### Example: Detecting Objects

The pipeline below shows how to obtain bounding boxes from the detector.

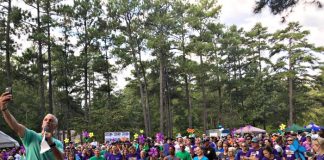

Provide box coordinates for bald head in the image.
[42,114,58,133]
[46,114,58,125]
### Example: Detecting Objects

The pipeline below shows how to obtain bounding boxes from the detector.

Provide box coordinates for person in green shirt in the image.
[100,146,107,157]
[175,143,192,160]
[0,92,64,160]
[90,148,105,160]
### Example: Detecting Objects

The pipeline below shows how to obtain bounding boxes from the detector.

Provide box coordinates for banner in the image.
[104,132,130,142]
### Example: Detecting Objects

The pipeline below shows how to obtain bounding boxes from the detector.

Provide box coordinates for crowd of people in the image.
[1,130,323,160]
[1,91,324,160]
[66,131,324,160]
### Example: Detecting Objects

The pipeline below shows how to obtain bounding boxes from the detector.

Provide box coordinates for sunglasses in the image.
[287,140,293,141]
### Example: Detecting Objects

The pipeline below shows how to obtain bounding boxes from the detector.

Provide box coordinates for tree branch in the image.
[22,0,38,10]
[0,10,8,14]
[0,3,8,8]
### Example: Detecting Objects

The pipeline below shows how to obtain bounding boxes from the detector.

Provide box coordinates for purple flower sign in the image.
[155,132,164,143]
[82,131,89,138]
[139,135,145,144]
[148,147,159,157]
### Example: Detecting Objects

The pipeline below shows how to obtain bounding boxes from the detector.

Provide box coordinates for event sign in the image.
[104,132,130,142]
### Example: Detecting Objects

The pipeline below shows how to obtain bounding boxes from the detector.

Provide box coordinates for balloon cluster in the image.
[82,131,94,142]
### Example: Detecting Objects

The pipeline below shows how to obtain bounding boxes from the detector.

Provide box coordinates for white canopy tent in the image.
[234,125,266,134]
[0,131,19,148]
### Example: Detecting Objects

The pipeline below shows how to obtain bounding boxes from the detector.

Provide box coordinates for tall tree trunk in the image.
[185,75,191,128]
[138,45,152,135]
[165,66,173,137]
[37,0,46,120]
[215,50,223,125]
[159,50,165,134]
[5,0,12,86]
[181,31,192,128]
[47,2,53,113]
[258,37,262,72]
[258,36,266,129]
[88,70,93,124]
[184,77,192,128]
[188,79,193,127]
[218,87,223,124]
[233,57,237,80]
[104,39,111,105]
[63,24,70,135]
[57,19,68,116]
[165,71,171,137]
[88,70,95,124]
[238,56,242,79]
[288,76,293,125]
[84,19,89,125]
[169,101,173,137]
[134,57,148,135]
[288,39,294,125]
[125,17,150,135]
[263,109,266,130]
[145,85,152,135]
[200,55,207,131]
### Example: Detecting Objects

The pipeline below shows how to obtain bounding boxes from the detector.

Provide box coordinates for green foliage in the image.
[254,0,322,15]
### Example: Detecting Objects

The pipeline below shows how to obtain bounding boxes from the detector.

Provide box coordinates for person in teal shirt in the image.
[193,147,208,160]
[90,148,105,160]
[0,92,64,160]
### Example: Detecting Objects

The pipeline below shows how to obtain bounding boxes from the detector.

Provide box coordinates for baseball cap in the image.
[251,137,259,143]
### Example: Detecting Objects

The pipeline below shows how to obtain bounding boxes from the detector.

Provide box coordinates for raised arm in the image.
[0,92,26,137]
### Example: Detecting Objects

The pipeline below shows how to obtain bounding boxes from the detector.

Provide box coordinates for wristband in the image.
[1,107,8,112]
[50,143,56,148]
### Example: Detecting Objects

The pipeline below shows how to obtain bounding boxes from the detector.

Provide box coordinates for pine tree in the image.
[271,22,321,125]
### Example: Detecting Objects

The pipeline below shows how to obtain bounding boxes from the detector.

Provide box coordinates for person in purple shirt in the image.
[80,148,92,160]
[1,149,9,160]
[235,142,249,160]
[164,146,179,160]
[126,146,140,160]
[262,147,281,160]
[245,136,253,147]
[282,137,295,160]
[106,146,122,160]
[192,137,202,158]
[246,137,264,160]
[264,139,278,156]
[215,141,224,157]
[163,138,172,157]
[300,133,306,143]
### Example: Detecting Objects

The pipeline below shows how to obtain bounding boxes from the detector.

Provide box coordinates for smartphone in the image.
[5,87,13,101]
[5,87,12,94]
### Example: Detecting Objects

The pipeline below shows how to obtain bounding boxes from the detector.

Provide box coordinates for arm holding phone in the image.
[0,91,26,137]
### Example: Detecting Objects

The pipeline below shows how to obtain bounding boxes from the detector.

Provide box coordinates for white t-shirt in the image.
[175,143,181,153]
[14,153,21,160]
[91,141,98,147]
[274,144,283,154]
[185,146,191,153]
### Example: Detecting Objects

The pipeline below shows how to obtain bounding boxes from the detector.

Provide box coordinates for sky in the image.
[218,0,324,46]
